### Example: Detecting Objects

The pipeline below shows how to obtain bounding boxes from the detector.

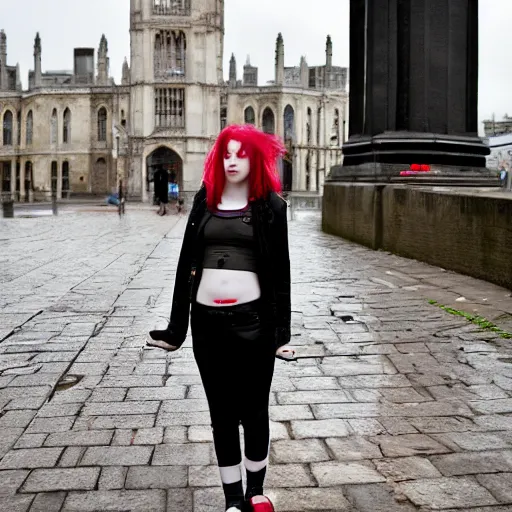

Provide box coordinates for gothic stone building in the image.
[225,34,348,193]
[0,0,347,202]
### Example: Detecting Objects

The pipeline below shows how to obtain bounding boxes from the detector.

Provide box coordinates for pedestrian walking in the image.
[153,166,169,215]
[148,124,296,512]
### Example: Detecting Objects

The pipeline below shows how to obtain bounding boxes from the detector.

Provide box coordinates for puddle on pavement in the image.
[55,374,83,391]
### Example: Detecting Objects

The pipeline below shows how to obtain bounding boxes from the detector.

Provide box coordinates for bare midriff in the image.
[195,268,261,307]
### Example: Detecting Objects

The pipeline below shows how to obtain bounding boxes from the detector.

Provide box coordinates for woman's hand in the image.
[275,345,296,361]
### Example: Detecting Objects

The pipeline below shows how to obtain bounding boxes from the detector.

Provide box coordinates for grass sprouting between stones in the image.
[428,300,512,339]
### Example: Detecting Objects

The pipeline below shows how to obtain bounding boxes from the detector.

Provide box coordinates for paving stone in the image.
[62,490,166,511]
[290,377,340,390]
[57,447,86,467]
[166,488,193,511]
[469,399,512,414]
[88,388,127,402]
[44,430,113,447]
[80,446,153,466]
[82,400,160,416]
[374,456,442,481]
[73,414,155,430]
[347,419,386,435]
[343,482,418,512]
[290,419,350,439]
[374,434,451,457]
[156,411,211,426]
[379,417,418,434]
[21,467,100,492]
[0,427,25,457]
[50,390,92,404]
[161,398,209,413]
[99,376,164,388]
[0,448,63,469]
[29,492,66,512]
[325,436,383,460]
[26,417,75,434]
[430,452,512,476]
[125,466,187,488]
[277,389,350,405]
[188,465,221,487]
[476,473,512,503]
[0,469,30,495]
[0,410,37,428]
[152,443,210,466]
[398,476,498,509]
[266,464,316,488]
[271,439,330,463]
[311,461,385,486]
[112,427,164,446]
[125,386,186,400]
[409,416,477,433]
[14,434,47,449]
[0,495,34,511]
[269,405,314,421]
[98,467,128,490]
[432,432,512,452]
[5,396,48,410]
[36,403,82,417]
[163,426,188,444]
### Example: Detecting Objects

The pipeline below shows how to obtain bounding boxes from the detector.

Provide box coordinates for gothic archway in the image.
[146,146,183,201]
[262,107,275,134]
[92,157,108,194]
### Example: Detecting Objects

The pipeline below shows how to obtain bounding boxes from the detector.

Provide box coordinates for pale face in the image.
[223,139,250,184]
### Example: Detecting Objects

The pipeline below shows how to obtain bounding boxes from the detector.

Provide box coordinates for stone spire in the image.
[121,57,130,85]
[34,32,42,88]
[97,34,109,85]
[0,30,7,90]
[275,33,284,86]
[229,53,237,87]
[15,62,21,91]
[326,35,333,68]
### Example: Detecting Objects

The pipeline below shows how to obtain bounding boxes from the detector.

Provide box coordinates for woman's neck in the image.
[218,181,249,210]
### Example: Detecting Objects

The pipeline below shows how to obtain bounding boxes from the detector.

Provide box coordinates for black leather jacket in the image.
[166,186,291,350]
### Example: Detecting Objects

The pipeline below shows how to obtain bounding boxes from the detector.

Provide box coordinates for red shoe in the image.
[248,495,275,512]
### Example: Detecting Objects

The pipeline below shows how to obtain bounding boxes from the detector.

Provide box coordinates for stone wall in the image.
[323,183,512,289]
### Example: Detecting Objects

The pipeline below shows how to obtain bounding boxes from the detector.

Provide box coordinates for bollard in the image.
[51,194,58,215]
[2,196,14,218]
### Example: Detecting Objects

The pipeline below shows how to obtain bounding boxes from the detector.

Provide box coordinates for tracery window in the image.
[154,87,185,129]
[51,161,58,194]
[97,107,107,141]
[262,107,275,135]
[154,30,186,79]
[26,110,33,146]
[3,110,13,146]
[50,109,58,144]
[153,0,191,16]
[284,105,295,143]
[244,106,255,125]
[63,108,71,143]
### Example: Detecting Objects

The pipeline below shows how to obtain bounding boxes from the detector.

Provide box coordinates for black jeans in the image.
[191,300,276,467]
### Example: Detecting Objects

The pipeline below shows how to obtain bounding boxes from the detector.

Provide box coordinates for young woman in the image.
[148,124,295,511]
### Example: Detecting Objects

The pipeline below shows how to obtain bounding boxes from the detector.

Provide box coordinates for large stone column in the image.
[333,0,492,183]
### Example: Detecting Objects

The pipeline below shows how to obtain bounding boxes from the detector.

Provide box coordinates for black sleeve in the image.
[167,192,203,346]
[272,199,291,348]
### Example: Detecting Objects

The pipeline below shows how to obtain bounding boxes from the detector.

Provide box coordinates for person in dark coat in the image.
[153,166,169,215]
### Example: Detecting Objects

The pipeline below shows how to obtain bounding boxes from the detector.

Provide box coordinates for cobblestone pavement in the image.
[1,209,512,512]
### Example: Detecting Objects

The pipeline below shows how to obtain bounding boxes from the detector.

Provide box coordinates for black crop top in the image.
[202,208,258,272]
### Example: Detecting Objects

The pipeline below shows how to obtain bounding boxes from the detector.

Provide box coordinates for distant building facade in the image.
[0,1,348,202]
[483,115,512,137]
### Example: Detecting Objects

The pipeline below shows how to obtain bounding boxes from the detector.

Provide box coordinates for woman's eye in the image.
[238,150,247,158]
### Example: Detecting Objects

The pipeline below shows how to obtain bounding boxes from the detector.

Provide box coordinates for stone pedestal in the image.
[336,0,493,182]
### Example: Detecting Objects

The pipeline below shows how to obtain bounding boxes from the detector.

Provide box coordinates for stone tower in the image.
[128,0,224,200]
[0,29,7,90]
[275,33,284,86]
[229,53,237,87]
[97,34,109,85]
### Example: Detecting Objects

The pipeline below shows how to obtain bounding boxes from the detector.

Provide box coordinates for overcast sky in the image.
[0,0,510,134]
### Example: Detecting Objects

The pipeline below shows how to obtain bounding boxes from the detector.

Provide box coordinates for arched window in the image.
[62,161,70,194]
[244,106,255,125]
[330,108,340,146]
[262,107,275,134]
[26,110,33,146]
[63,108,71,143]
[50,109,58,144]
[3,110,13,146]
[51,161,58,195]
[284,105,295,143]
[97,107,107,141]
[17,111,21,145]
[306,107,312,144]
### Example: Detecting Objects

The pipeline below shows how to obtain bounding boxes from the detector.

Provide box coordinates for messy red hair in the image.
[202,124,286,209]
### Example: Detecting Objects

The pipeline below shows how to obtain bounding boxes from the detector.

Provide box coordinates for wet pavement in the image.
[0,208,512,512]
